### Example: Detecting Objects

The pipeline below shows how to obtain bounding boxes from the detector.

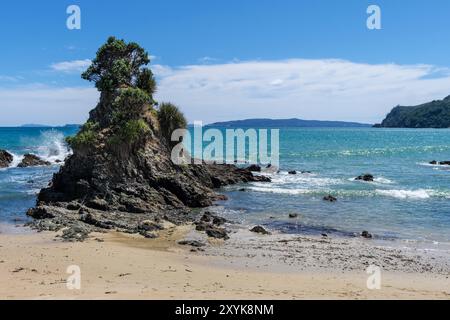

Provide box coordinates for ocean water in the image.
[0,127,77,225]
[211,128,450,247]
[1,127,450,248]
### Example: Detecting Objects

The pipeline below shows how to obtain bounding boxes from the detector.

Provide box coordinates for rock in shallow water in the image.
[361,230,373,239]
[323,195,337,202]
[250,225,271,235]
[355,174,374,182]
[17,154,51,168]
[0,150,13,168]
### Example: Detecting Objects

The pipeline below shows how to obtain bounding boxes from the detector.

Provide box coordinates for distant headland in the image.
[207,118,372,128]
[374,95,450,128]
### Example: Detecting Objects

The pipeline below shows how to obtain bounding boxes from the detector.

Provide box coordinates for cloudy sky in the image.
[1,0,450,126]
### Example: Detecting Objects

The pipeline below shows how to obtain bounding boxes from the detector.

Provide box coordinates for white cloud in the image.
[50,59,92,73]
[0,86,99,126]
[2,58,450,126]
[153,59,450,124]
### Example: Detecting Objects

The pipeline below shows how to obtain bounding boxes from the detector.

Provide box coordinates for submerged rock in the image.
[247,164,261,172]
[288,213,298,218]
[323,195,337,202]
[361,230,373,239]
[17,154,51,168]
[0,150,13,168]
[250,225,271,235]
[178,240,205,247]
[355,174,374,182]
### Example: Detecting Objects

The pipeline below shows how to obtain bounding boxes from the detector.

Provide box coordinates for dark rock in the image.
[250,226,271,235]
[266,164,272,168]
[288,170,297,175]
[247,164,261,172]
[66,202,81,211]
[178,240,205,247]
[429,160,438,165]
[138,220,163,232]
[439,161,450,165]
[205,226,229,240]
[361,230,373,239]
[61,223,90,242]
[17,154,51,168]
[321,233,328,237]
[195,221,209,232]
[288,213,298,218]
[355,174,374,182]
[238,188,246,192]
[200,212,228,226]
[0,150,13,168]
[86,198,109,211]
[55,160,62,163]
[323,195,337,202]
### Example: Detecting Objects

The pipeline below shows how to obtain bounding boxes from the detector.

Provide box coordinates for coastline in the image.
[1,224,449,300]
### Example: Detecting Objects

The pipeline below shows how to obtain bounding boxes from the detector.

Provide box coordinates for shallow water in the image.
[1,126,450,249]
[208,128,450,247]
[0,127,77,224]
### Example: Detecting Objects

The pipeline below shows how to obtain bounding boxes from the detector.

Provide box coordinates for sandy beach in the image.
[1,224,449,300]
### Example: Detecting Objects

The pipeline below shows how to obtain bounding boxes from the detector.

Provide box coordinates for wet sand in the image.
[0,225,449,300]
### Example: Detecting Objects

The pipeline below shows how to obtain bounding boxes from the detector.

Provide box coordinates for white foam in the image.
[246,186,311,195]
[9,152,24,168]
[376,189,431,199]
[35,130,72,164]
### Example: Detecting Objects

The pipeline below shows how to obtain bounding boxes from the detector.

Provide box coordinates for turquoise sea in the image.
[1,127,450,247]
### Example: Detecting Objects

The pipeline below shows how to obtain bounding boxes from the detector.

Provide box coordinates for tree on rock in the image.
[82,36,156,96]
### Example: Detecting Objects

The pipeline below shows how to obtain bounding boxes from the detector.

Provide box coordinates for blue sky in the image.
[1,0,450,125]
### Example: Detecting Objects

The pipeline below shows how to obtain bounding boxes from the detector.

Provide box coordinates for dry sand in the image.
[0,225,449,300]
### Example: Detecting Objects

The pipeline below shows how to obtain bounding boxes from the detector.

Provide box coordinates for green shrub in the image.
[158,103,187,144]
[65,121,99,149]
[111,87,152,125]
[109,119,150,146]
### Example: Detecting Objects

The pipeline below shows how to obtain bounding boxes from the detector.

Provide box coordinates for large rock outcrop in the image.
[27,37,270,240]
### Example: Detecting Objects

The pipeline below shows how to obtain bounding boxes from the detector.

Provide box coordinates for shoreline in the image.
[1,224,449,299]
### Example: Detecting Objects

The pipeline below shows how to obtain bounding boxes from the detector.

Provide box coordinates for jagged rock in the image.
[323,195,337,202]
[250,226,271,235]
[17,154,51,168]
[61,223,91,242]
[361,230,373,239]
[200,212,228,226]
[0,150,13,168]
[205,226,229,240]
[27,38,271,241]
[246,164,261,172]
[178,240,205,247]
[355,174,374,182]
